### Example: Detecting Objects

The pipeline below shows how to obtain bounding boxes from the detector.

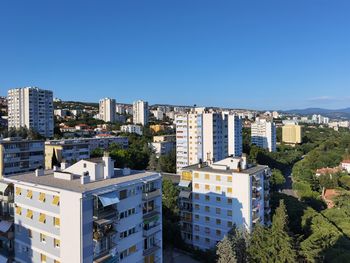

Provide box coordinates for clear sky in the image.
[0,0,349,110]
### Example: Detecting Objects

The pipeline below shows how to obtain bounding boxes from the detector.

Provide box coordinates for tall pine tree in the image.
[247,223,270,263]
[216,235,237,263]
[269,199,297,263]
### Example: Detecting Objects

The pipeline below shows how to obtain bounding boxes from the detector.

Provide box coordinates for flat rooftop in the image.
[5,169,160,194]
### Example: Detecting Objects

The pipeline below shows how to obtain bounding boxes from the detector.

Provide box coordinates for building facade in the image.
[7,87,54,138]
[99,98,116,123]
[133,100,149,126]
[282,123,302,145]
[0,138,44,178]
[121,125,143,136]
[5,156,162,263]
[150,135,176,158]
[175,108,242,172]
[178,157,271,250]
[251,117,276,152]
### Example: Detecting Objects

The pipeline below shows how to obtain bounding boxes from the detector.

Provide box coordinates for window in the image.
[205,216,210,222]
[16,206,22,215]
[195,214,199,220]
[205,195,210,201]
[205,238,210,244]
[41,254,46,263]
[27,190,33,199]
[227,221,233,228]
[194,173,199,178]
[39,193,46,202]
[227,198,232,204]
[205,227,210,234]
[205,206,210,212]
[216,175,221,181]
[227,187,232,194]
[216,219,221,225]
[119,189,127,200]
[216,197,221,202]
[195,235,199,240]
[194,194,199,200]
[26,209,33,219]
[39,213,46,224]
[227,176,232,182]
[129,245,136,254]
[205,185,210,190]
[205,174,210,180]
[54,217,60,227]
[54,238,60,248]
[216,186,221,192]
[227,210,232,216]
[40,233,46,243]
[194,225,199,231]
[52,196,60,206]
[16,187,21,196]
[195,204,199,210]
[216,230,221,236]
[194,183,199,189]
[216,208,221,214]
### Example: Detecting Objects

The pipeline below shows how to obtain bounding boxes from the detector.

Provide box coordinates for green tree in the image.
[230,227,248,263]
[216,235,236,263]
[269,200,297,263]
[162,178,179,214]
[270,169,286,191]
[247,224,270,263]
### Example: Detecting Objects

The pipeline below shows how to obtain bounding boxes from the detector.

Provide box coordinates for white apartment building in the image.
[150,110,164,121]
[5,155,162,263]
[178,157,271,250]
[150,135,176,158]
[121,125,143,136]
[251,117,276,152]
[133,100,149,126]
[8,87,54,138]
[99,98,116,123]
[175,108,242,172]
[0,138,44,178]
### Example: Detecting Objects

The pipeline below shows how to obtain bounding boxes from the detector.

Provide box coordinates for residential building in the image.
[45,136,128,169]
[0,138,44,178]
[178,156,271,250]
[341,160,350,174]
[0,181,14,262]
[7,87,54,138]
[99,98,116,123]
[4,155,162,263]
[149,125,167,133]
[133,100,149,126]
[282,123,302,145]
[175,108,242,172]
[150,135,176,157]
[150,110,164,121]
[44,141,90,169]
[251,117,276,152]
[121,125,143,136]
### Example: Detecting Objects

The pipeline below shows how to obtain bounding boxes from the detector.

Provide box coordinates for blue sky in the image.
[0,0,349,110]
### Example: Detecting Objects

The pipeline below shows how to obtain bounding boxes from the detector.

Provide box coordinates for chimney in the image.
[61,161,69,170]
[103,152,114,179]
[241,154,247,170]
[81,173,90,184]
[35,169,44,177]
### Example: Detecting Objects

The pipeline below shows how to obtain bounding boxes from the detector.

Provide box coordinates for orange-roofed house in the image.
[315,167,341,177]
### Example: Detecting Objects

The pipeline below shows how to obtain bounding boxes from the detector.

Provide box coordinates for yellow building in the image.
[282,124,302,144]
[149,124,166,133]
[45,142,89,169]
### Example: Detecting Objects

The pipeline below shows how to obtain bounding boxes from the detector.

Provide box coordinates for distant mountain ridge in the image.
[283,107,350,119]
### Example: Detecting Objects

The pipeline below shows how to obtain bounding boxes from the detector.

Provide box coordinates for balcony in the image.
[180,215,192,223]
[143,223,161,237]
[142,189,161,200]
[143,240,161,256]
[252,213,260,224]
[143,206,161,220]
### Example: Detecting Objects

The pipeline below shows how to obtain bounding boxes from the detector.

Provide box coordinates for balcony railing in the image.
[143,223,161,237]
[143,206,161,220]
[143,240,161,256]
[142,189,161,200]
